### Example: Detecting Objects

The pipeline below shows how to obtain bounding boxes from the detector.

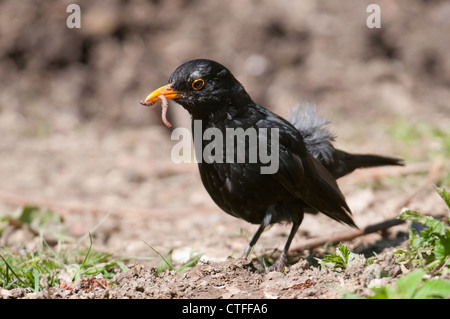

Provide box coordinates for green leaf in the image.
[435,187,450,209]
[33,268,40,292]
[72,233,94,280]
[0,255,27,287]
[156,250,174,273]
[320,243,362,271]
[398,207,450,273]
[367,286,395,299]
[143,242,174,273]
[395,269,425,299]
[18,206,40,225]
[414,278,450,299]
[368,269,450,299]
[337,243,350,264]
[434,239,450,262]
[399,210,444,233]
[177,253,203,273]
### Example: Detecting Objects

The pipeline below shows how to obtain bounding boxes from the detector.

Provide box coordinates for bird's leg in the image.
[242,224,265,259]
[242,213,272,259]
[268,221,300,272]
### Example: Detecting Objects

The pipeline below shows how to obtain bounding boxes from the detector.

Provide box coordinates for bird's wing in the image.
[256,110,356,228]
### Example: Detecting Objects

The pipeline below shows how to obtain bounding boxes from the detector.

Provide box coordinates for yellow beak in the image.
[144,83,183,103]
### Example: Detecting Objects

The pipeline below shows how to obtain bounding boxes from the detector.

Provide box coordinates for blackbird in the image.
[141,59,403,271]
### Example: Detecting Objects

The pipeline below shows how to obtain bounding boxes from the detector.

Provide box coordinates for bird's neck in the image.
[191,101,259,128]
[192,85,254,119]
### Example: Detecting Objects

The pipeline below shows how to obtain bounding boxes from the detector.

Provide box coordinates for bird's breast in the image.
[190,112,296,224]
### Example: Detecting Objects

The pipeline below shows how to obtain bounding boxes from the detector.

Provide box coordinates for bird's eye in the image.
[192,79,205,91]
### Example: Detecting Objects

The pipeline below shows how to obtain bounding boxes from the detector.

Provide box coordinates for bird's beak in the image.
[144,83,182,103]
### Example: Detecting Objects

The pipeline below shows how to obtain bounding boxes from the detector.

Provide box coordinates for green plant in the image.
[144,242,203,274]
[436,187,450,208]
[0,206,128,291]
[388,118,450,159]
[368,269,450,299]
[395,187,450,275]
[320,243,367,272]
[0,206,63,238]
[0,234,127,291]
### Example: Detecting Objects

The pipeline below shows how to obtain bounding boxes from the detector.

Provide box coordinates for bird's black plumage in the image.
[142,59,403,271]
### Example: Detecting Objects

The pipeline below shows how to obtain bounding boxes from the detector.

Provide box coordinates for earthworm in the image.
[140,96,172,128]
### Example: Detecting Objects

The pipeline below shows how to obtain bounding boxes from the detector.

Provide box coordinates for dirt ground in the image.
[0,0,449,300]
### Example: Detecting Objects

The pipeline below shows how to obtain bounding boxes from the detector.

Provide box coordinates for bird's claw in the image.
[266,252,287,272]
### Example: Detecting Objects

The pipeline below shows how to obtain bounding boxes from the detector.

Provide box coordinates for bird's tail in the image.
[288,102,336,164]
[341,153,404,169]
[335,150,404,175]
[288,102,404,178]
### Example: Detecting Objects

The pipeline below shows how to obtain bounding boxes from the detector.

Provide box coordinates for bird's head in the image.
[142,59,252,117]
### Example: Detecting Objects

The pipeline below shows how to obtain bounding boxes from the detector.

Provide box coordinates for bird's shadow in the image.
[353,231,408,258]
[250,231,408,271]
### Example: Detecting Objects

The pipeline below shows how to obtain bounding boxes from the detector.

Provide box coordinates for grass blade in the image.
[33,268,40,292]
[0,255,28,288]
[142,241,174,272]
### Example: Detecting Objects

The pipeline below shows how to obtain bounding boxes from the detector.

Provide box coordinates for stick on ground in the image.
[290,217,406,252]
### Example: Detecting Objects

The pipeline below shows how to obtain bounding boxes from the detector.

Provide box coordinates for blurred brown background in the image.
[1,0,449,129]
[0,0,449,257]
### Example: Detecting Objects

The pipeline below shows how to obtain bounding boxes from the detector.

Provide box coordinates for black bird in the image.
[141,59,403,271]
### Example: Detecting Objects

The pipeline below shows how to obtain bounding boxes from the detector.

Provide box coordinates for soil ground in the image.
[0,0,449,300]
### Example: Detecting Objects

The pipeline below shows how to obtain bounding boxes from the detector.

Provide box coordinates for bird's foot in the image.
[242,245,252,260]
[267,252,287,272]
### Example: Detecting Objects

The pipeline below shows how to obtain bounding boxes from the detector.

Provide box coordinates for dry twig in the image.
[290,218,405,252]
